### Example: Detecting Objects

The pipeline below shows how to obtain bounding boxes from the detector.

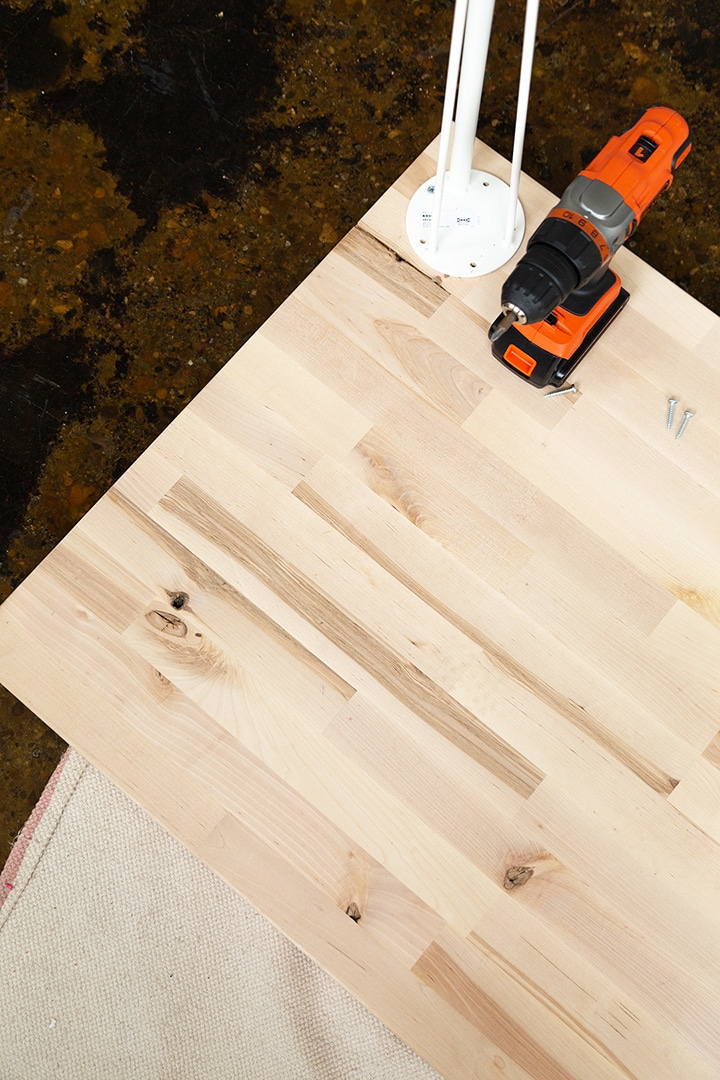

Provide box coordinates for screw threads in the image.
[675,410,694,440]
[544,384,578,398]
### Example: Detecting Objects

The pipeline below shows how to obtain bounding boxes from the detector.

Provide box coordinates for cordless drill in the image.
[488,106,692,387]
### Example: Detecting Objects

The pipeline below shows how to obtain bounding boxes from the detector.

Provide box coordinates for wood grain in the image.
[1,136,720,1079]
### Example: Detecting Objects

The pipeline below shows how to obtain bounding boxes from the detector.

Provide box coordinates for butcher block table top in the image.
[2,137,720,1080]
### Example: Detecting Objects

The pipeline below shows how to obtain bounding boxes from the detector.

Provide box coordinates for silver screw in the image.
[666,397,679,431]
[675,409,694,440]
[544,384,578,398]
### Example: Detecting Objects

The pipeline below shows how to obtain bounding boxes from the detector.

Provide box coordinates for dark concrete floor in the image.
[1,0,718,856]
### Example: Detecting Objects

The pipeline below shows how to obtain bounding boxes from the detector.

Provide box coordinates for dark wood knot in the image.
[145,609,187,637]
[503,865,535,891]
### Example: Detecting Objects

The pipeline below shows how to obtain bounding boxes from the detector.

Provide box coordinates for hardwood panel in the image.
[2,136,719,1079]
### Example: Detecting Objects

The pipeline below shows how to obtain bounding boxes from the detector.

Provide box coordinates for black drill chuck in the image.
[500,243,580,326]
[488,213,608,343]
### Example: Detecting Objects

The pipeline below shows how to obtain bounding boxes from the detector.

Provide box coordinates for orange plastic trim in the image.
[520,273,623,361]
[503,344,537,376]
[579,105,691,223]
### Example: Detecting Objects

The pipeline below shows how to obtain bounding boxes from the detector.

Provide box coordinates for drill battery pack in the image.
[491,269,630,387]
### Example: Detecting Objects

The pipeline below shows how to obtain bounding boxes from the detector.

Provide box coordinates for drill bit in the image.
[488,309,519,342]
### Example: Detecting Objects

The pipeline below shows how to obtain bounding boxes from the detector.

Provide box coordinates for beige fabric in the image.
[0,751,443,1079]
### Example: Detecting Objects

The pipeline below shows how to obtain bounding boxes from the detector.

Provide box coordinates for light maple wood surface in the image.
[2,137,720,1080]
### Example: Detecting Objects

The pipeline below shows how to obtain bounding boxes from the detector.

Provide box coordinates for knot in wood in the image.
[503,865,535,891]
[345,901,362,922]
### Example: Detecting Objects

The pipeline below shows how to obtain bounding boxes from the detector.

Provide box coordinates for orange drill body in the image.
[489,106,692,387]
[580,106,692,222]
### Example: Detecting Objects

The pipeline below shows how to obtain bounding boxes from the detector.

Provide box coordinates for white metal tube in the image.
[448,0,496,194]
[429,0,470,254]
[504,0,540,243]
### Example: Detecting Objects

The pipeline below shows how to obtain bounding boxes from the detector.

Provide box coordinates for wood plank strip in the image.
[299,253,487,424]
[121,602,506,933]
[326,695,532,881]
[501,856,720,1068]
[199,811,535,1080]
[463,390,720,629]
[500,549,716,749]
[339,424,533,586]
[467,904,718,1080]
[192,330,373,465]
[158,474,544,800]
[647,600,720,703]
[0,605,226,851]
[703,732,720,770]
[413,935,621,1080]
[668,759,720,843]
[74,489,356,703]
[295,456,694,795]
[501,555,719,752]
[509,785,720,1064]
[337,225,449,318]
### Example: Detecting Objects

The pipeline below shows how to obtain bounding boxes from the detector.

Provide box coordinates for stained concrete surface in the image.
[1,0,718,852]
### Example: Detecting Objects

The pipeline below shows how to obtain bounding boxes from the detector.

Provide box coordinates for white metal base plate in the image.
[406,170,525,277]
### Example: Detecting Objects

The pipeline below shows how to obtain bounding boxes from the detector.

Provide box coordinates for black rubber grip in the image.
[529,218,605,280]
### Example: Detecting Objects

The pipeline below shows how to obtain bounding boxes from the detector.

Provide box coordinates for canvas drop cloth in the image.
[0,750,443,1079]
